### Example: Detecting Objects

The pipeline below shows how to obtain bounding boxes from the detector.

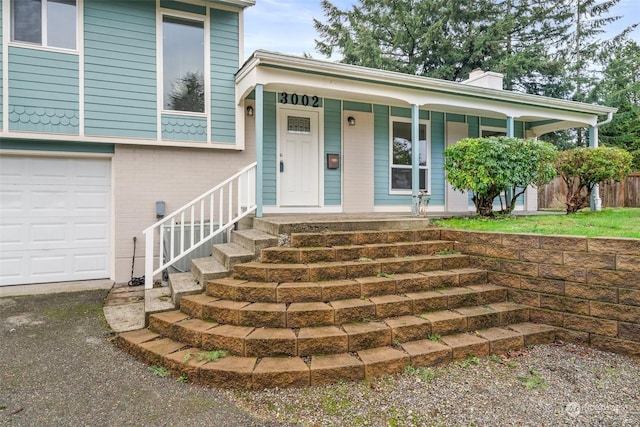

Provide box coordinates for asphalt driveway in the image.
[0,289,285,426]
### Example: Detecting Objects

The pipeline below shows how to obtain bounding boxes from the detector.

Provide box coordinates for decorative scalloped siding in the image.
[161,115,207,142]
[8,47,79,134]
[8,106,79,134]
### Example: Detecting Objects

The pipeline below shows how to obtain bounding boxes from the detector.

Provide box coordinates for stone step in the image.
[261,240,454,264]
[290,229,442,247]
[190,257,229,285]
[148,299,527,355]
[168,272,203,306]
[251,217,433,236]
[116,322,556,389]
[144,287,175,321]
[233,253,471,283]
[206,269,491,304]
[211,242,255,269]
[231,228,278,253]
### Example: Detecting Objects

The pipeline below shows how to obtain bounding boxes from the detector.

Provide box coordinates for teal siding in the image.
[263,92,277,205]
[430,112,445,205]
[0,138,114,154]
[162,114,207,142]
[446,113,465,123]
[160,0,206,15]
[515,121,524,138]
[84,0,156,138]
[481,117,506,128]
[389,106,429,120]
[211,9,239,144]
[8,47,79,134]
[343,101,371,112]
[374,105,404,205]
[324,99,342,205]
[468,116,480,138]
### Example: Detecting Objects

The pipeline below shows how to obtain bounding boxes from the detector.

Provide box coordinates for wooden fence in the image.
[538,172,640,209]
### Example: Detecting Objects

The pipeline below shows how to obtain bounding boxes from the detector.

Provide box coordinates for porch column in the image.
[589,125,602,211]
[506,116,515,137]
[411,104,420,216]
[506,116,515,206]
[255,84,264,218]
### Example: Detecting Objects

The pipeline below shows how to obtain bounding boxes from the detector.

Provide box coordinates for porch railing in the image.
[143,162,257,289]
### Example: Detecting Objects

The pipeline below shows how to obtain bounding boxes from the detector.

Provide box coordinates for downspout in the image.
[590,111,614,211]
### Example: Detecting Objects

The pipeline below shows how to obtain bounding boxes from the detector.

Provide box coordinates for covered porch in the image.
[236,50,616,217]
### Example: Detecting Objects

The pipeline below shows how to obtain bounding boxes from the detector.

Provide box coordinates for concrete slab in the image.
[0,279,114,298]
[104,302,145,333]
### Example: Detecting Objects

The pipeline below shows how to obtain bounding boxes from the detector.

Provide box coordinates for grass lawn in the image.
[431,208,640,239]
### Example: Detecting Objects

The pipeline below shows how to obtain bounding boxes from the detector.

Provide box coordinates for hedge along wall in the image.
[437,229,640,357]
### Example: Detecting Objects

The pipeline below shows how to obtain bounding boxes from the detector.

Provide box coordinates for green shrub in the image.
[444,137,557,216]
[555,147,632,213]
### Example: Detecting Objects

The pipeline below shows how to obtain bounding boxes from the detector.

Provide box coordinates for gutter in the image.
[595,112,614,128]
[238,50,617,117]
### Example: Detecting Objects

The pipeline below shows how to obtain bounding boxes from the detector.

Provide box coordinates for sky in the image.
[243,0,640,61]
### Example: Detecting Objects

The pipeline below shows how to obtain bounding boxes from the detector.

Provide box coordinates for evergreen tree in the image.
[561,0,633,146]
[594,40,640,170]
[314,0,572,95]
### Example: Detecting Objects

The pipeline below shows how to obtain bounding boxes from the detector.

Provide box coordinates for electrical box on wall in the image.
[327,153,340,169]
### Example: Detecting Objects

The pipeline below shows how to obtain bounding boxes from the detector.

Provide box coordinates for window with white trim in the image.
[11,0,77,50]
[162,15,205,113]
[390,119,430,193]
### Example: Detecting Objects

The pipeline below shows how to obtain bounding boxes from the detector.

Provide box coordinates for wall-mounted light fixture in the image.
[155,201,165,219]
[347,116,356,126]
[246,105,254,117]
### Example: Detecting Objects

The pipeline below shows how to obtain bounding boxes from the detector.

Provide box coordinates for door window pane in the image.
[163,17,205,113]
[287,116,311,134]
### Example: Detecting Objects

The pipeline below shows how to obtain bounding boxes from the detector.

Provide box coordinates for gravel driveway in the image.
[2,290,638,427]
[0,290,283,427]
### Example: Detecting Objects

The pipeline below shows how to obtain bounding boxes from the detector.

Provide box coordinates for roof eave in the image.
[244,50,617,116]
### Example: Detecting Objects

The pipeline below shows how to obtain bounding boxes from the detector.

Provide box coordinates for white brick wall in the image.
[112,143,255,283]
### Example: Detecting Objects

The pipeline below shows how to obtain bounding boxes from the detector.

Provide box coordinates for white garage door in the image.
[0,155,111,286]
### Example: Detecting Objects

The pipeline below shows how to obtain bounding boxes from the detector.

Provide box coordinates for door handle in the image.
[280,161,284,172]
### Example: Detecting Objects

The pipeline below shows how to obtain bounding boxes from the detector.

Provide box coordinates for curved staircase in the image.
[117,224,556,389]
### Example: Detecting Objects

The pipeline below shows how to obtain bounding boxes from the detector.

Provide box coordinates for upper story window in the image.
[162,16,205,113]
[11,0,77,50]
[390,119,430,193]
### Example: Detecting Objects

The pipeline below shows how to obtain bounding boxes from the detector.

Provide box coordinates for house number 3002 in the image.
[279,92,320,107]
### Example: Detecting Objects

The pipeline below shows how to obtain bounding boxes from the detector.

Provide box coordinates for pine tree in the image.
[595,40,640,170]
[561,0,630,146]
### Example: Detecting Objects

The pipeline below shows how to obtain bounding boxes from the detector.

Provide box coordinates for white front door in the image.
[279,110,319,206]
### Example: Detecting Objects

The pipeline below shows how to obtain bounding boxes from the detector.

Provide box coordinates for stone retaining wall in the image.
[438,229,640,357]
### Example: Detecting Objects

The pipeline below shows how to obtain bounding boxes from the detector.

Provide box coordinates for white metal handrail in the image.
[143,162,257,289]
